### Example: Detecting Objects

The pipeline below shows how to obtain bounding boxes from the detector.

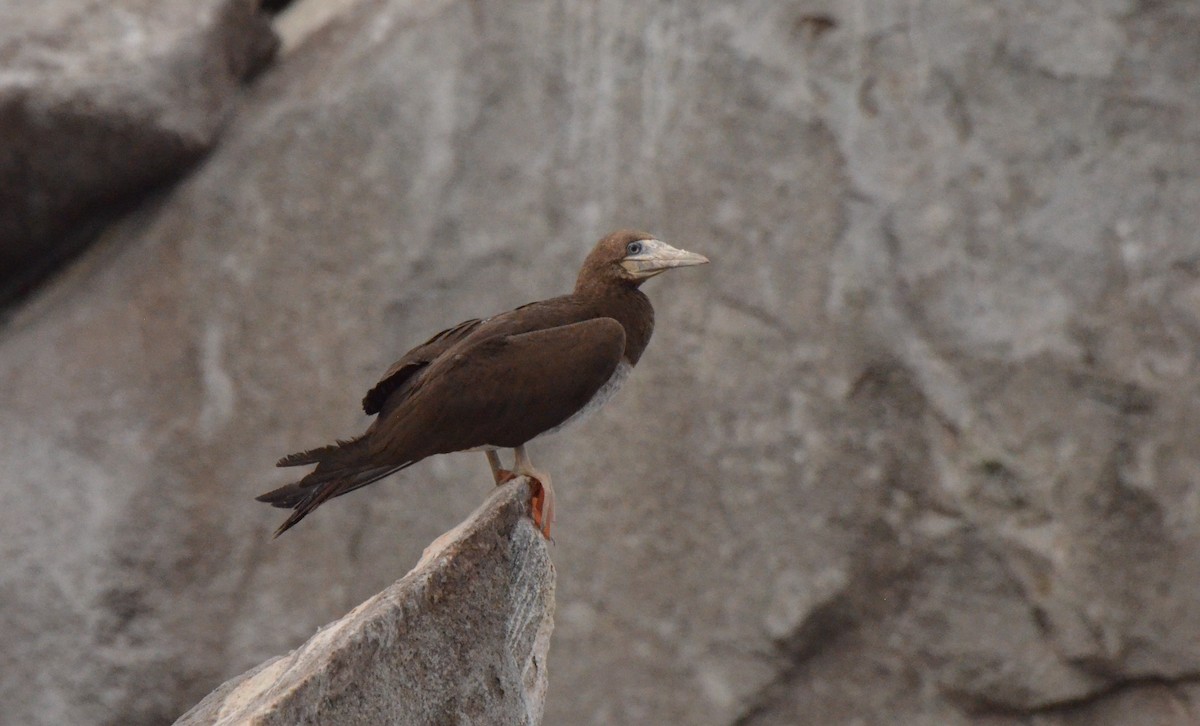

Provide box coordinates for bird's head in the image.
[575,229,709,292]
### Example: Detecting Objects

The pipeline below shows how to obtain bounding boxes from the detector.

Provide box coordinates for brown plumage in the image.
[257,229,708,537]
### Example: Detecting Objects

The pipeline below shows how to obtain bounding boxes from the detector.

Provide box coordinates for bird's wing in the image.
[361,317,485,415]
[373,316,627,459]
[362,295,588,417]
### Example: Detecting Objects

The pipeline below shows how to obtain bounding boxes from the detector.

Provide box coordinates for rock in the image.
[175,480,554,726]
[2,1,1200,725]
[0,0,277,296]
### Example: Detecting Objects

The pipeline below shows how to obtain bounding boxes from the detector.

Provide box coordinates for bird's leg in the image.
[485,450,514,485]
[513,445,554,540]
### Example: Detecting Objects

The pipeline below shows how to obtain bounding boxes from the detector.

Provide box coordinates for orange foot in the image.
[493,446,555,540]
[528,477,552,541]
[486,450,513,485]
[495,472,553,539]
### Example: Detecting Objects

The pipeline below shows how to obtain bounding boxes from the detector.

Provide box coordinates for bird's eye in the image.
[626,241,644,256]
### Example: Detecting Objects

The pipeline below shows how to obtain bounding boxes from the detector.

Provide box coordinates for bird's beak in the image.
[621,239,710,279]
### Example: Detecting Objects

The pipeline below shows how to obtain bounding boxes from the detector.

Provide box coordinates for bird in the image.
[256,229,708,538]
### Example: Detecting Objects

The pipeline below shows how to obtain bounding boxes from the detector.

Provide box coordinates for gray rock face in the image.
[2,0,1199,725]
[174,480,554,726]
[0,0,276,291]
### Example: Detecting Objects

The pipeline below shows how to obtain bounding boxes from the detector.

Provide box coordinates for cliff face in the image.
[175,480,554,726]
[2,0,1200,725]
[0,0,277,298]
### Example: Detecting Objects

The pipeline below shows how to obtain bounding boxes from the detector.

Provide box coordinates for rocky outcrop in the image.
[0,0,276,297]
[175,479,554,726]
[1,1,1199,725]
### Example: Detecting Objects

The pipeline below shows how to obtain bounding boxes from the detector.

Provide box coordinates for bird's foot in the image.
[486,450,515,486]
[509,445,555,540]
[527,476,554,541]
[492,466,553,539]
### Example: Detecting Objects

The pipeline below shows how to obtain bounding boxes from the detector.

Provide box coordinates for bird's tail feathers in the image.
[276,434,368,467]
[257,462,414,537]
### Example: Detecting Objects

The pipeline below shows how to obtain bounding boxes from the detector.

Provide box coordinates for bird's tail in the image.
[256,435,413,537]
[274,434,368,468]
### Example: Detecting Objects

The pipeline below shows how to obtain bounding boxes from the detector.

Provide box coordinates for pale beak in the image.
[620,239,710,279]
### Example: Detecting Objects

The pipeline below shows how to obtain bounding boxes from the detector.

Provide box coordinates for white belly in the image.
[534,360,633,441]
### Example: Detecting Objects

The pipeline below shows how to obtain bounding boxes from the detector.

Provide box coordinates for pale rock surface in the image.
[174,480,554,726]
[0,0,276,291]
[1,0,1199,725]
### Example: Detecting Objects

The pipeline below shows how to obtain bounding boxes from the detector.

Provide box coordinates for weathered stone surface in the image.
[0,0,276,291]
[2,0,1200,725]
[174,480,554,726]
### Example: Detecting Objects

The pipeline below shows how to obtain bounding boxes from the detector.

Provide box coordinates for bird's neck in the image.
[577,284,655,365]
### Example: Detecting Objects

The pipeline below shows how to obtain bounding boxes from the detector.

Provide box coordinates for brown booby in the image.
[257,230,708,538]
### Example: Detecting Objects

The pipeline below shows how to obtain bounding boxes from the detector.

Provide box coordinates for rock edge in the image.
[175,479,554,726]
